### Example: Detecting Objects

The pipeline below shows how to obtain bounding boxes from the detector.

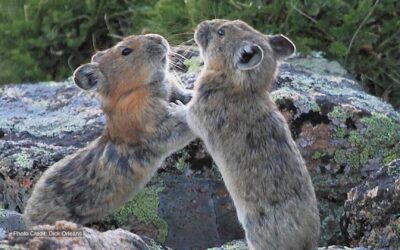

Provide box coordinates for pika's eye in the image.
[121,48,133,56]
[217,28,225,37]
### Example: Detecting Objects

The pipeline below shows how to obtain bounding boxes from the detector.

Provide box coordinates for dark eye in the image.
[121,48,133,56]
[217,28,225,37]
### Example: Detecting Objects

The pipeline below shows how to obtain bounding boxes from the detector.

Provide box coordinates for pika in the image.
[24,34,195,227]
[186,20,320,250]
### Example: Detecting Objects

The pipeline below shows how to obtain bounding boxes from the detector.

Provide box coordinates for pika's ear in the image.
[236,44,264,71]
[73,63,105,91]
[269,35,296,59]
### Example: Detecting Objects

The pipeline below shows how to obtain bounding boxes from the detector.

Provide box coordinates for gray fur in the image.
[24,34,195,227]
[187,19,320,250]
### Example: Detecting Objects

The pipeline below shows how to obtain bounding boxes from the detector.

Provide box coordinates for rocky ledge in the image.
[0,47,399,249]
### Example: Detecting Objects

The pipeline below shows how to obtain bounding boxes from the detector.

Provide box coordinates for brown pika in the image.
[186,19,320,250]
[24,34,195,227]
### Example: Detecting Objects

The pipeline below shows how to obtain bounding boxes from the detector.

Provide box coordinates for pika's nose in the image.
[195,22,211,49]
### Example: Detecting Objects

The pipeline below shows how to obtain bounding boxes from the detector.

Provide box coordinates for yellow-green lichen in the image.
[331,111,400,168]
[271,86,321,116]
[359,113,400,164]
[347,150,360,168]
[207,240,248,250]
[334,127,347,138]
[310,102,321,112]
[31,100,49,109]
[317,200,344,245]
[312,151,322,160]
[13,153,32,169]
[146,238,165,250]
[333,149,347,164]
[174,150,190,172]
[109,186,168,243]
[328,106,348,124]
[183,56,202,73]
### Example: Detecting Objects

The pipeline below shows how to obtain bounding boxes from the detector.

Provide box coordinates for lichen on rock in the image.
[343,159,400,249]
[104,184,168,243]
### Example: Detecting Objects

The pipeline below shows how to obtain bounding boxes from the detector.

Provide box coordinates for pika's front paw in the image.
[168,100,188,118]
[181,90,193,104]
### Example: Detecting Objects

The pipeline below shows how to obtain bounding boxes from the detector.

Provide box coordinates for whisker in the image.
[169,51,189,61]
[168,61,186,71]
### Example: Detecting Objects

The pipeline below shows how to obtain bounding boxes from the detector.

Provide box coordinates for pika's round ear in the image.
[73,63,105,91]
[269,35,296,59]
[236,44,264,71]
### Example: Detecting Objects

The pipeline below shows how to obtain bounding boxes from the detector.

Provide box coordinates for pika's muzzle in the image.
[195,22,211,49]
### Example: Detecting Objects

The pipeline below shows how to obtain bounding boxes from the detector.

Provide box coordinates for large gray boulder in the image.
[343,159,400,249]
[0,209,25,240]
[0,220,156,250]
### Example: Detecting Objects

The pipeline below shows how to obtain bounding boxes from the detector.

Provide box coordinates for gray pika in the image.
[186,19,320,250]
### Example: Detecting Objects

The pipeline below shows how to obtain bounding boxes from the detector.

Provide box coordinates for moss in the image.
[109,186,168,243]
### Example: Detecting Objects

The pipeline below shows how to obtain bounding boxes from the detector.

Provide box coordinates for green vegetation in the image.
[174,150,190,172]
[106,186,168,243]
[0,0,399,107]
[330,108,400,169]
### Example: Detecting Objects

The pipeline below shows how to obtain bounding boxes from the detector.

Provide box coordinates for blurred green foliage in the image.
[0,0,399,107]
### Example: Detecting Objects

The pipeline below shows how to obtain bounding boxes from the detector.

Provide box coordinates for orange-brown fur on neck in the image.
[95,38,156,145]
[101,68,157,144]
[104,87,155,144]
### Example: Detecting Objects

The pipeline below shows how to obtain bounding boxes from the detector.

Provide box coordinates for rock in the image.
[342,159,400,249]
[0,81,103,212]
[0,209,26,240]
[318,246,367,250]
[206,240,368,250]
[207,240,248,250]
[0,47,399,249]
[0,220,159,250]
